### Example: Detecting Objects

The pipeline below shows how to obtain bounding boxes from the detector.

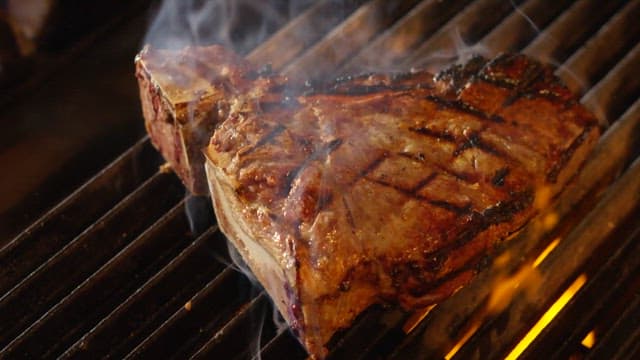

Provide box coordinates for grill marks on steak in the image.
[204,54,600,358]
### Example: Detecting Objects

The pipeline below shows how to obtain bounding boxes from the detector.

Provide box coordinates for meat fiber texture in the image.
[203,53,600,358]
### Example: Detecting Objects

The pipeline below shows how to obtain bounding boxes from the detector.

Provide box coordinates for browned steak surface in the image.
[204,54,600,358]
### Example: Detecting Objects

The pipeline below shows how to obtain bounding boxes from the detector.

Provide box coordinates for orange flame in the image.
[444,321,480,360]
[505,274,588,360]
[581,330,596,349]
[440,235,563,359]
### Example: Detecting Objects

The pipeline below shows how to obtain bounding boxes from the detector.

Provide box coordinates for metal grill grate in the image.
[1,0,639,359]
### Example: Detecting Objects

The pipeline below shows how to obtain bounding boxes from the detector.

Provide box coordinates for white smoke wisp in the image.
[510,0,540,34]
[409,27,491,74]
[506,0,590,100]
[226,238,258,283]
[184,194,213,236]
[144,0,287,53]
[226,240,288,360]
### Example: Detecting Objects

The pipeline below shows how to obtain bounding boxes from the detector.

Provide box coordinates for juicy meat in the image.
[135,45,284,194]
[204,54,600,358]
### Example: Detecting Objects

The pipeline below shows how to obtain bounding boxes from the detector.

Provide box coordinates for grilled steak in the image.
[135,45,284,194]
[204,54,600,358]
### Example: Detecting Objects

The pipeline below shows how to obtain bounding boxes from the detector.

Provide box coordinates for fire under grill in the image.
[1,0,640,358]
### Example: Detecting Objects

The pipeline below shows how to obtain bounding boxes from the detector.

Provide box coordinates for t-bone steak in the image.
[203,53,600,358]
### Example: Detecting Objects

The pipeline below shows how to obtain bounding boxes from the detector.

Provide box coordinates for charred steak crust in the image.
[204,53,600,358]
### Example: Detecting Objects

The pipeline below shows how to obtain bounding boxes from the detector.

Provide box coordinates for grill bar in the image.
[282,0,421,79]
[60,226,232,359]
[587,295,640,359]
[190,292,270,359]
[582,41,640,124]
[327,307,407,360]
[594,294,640,360]
[0,137,159,293]
[404,0,526,69]
[0,171,183,351]
[557,0,640,95]
[523,0,626,63]
[2,199,196,358]
[247,0,368,68]
[123,267,255,359]
[340,0,472,73]
[259,325,310,360]
[479,0,574,55]
[585,283,640,360]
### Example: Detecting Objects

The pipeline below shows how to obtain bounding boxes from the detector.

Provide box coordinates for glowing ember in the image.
[439,235,566,359]
[542,212,559,230]
[533,237,561,268]
[402,304,436,334]
[444,322,480,360]
[534,185,553,210]
[581,329,596,349]
[505,274,588,360]
[488,265,541,315]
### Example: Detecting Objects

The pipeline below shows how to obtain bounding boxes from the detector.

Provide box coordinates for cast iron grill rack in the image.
[1,0,639,358]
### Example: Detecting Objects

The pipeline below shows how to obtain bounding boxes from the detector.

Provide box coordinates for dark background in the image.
[0,0,310,240]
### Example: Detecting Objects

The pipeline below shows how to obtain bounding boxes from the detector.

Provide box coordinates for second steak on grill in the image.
[204,54,600,358]
[135,45,285,194]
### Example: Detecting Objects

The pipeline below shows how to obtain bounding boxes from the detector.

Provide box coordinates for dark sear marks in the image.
[410,172,439,193]
[368,188,533,300]
[397,152,472,182]
[434,55,488,92]
[408,126,456,142]
[492,167,510,187]
[328,84,420,96]
[342,197,357,235]
[436,53,572,107]
[500,58,545,107]
[303,71,435,96]
[367,176,472,216]
[413,190,532,260]
[408,190,532,273]
[239,124,286,156]
[408,122,514,168]
[283,138,343,198]
[424,95,506,123]
[478,53,568,105]
[453,131,506,158]
[345,154,388,188]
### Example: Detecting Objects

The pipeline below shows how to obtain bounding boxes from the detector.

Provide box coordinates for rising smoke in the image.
[144,0,305,53]
[145,1,304,357]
